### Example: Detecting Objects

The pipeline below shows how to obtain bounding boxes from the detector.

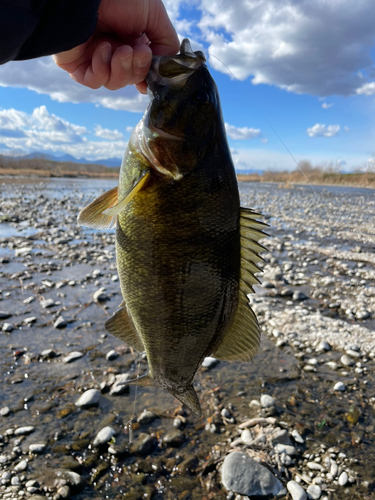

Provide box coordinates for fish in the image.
[77,39,267,418]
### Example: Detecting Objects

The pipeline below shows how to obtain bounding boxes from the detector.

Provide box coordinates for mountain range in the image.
[3,152,122,168]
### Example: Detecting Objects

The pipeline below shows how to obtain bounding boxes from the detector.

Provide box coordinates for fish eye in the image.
[192,90,209,105]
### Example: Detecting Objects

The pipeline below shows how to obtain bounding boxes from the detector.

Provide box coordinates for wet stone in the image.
[14,426,35,436]
[274,443,298,456]
[163,429,185,448]
[338,471,348,486]
[272,429,292,446]
[341,354,354,366]
[137,410,157,425]
[293,291,309,301]
[54,316,67,329]
[40,298,55,308]
[202,356,219,369]
[75,389,100,408]
[62,351,84,363]
[41,348,58,358]
[93,288,109,302]
[93,426,116,446]
[24,316,37,325]
[2,323,13,332]
[14,459,28,472]
[29,443,46,454]
[221,452,283,497]
[131,433,157,456]
[106,349,119,360]
[333,381,346,391]
[0,312,12,320]
[0,406,10,416]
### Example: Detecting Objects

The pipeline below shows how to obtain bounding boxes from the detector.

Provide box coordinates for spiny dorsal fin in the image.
[212,207,267,363]
[103,170,151,216]
[105,306,145,353]
[77,186,118,230]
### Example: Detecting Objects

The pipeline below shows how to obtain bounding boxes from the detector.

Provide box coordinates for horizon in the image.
[0,0,375,173]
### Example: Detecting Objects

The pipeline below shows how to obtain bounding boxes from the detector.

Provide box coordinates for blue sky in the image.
[0,0,375,172]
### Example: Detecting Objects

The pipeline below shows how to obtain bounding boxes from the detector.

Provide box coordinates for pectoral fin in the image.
[102,170,151,216]
[105,306,145,353]
[77,186,118,229]
[212,207,267,362]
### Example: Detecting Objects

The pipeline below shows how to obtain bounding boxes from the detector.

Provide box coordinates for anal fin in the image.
[77,186,118,230]
[105,306,145,353]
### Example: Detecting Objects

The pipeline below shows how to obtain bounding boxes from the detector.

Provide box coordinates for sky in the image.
[0,0,375,172]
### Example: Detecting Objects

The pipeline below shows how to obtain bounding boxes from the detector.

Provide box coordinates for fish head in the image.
[138,39,223,180]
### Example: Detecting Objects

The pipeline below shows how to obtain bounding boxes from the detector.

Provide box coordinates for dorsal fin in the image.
[212,207,267,362]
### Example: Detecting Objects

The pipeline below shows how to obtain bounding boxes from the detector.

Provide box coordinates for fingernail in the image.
[101,44,112,63]
[135,56,150,68]
[120,55,132,70]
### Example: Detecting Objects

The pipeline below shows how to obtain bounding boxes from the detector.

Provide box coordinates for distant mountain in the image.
[8,152,122,168]
[236,168,264,175]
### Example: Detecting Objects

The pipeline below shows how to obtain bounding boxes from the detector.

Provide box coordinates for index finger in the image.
[145,0,179,56]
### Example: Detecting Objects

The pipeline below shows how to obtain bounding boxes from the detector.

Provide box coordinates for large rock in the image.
[221,452,283,498]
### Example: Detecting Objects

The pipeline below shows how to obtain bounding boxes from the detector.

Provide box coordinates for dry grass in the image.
[238,162,375,189]
[0,156,119,179]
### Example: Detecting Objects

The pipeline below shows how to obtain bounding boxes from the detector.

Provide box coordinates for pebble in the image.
[106,349,119,360]
[14,460,28,472]
[130,433,157,456]
[29,443,46,454]
[346,349,361,358]
[271,429,292,446]
[330,461,338,477]
[274,443,298,456]
[333,381,346,391]
[292,429,304,443]
[306,484,322,499]
[338,471,348,486]
[317,341,331,351]
[137,410,157,425]
[221,452,283,497]
[62,351,84,363]
[14,426,35,436]
[260,394,275,408]
[109,373,130,395]
[0,406,10,416]
[40,298,55,308]
[340,354,354,366]
[240,429,253,445]
[293,291,309,301]
[287,480,307,500]
[75,389,100,408]
[24,316,37,325]
[201,356,219,369]
[93,426,116,446]
[93,288,109,302]
[54,316,67,329]
[163,429,185,447]
[307,461,324,471]
[0,312,12,320]
[1,323,13,332]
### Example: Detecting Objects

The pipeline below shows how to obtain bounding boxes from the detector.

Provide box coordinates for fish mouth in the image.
[146,38,206,94]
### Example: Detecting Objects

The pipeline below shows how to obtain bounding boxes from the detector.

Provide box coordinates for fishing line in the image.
[208,52,320,205]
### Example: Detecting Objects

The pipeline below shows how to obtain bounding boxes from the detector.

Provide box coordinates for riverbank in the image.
[0,179,374,500]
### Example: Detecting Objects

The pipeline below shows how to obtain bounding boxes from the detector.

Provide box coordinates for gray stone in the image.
[202,357,219,369]
[291,430,304,443]
[93,288,109,302]
[163,430,185,447]
[287,481,307,500]
[24,316,37,325]
[307,484,322,499]
[137,410,157,425]
[0,406,10,417]
[221,452,283,497]
[57,470,84,488]
[2,323,13,332]
[54,316,67,329]
[131,433,157,455]
[106,350,119,360]
[293,291,308,301]
[317,341,331,351]
[93,426,116,446]
[338,471,348,486]
[307,462,324,471]
[274,443,297,456]
[75,389,100,408]
[14,426,35,436]
[260,394,275,408]
[29,444,46,454]
[346,349,361,358]
[340,354,354,366]
[40,298,55,308]
[0,312,12,320]
[62,351,84,363]
[272,429,292,446]
[14,459,28,472]
[330,461,338,477]
[333,381,346,391]
[240,429,253,445]
[110,373,130,395]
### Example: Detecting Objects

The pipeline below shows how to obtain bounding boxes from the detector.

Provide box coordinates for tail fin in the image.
[169,385,202,418]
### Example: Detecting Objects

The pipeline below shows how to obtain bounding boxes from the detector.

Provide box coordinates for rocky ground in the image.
[0,179,374,500]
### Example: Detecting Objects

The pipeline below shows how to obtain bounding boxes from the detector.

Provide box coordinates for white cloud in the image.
[356,82,375,95]
[322,102,334,109]
[225,123,261,140]
[94,125,123,140]
[306,124,340,137]
[344,126,350,132]
[0,57,148,112]
[126,126,135,133]
[0,106,127,160]
[199,0,375,96]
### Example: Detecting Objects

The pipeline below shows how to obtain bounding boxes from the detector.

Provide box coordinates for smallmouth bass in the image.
[78,39,267,417]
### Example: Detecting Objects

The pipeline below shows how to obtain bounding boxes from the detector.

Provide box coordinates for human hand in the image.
[53,0,179,93]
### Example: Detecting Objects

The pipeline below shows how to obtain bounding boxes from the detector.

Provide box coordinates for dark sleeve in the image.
[0,0,102,64]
